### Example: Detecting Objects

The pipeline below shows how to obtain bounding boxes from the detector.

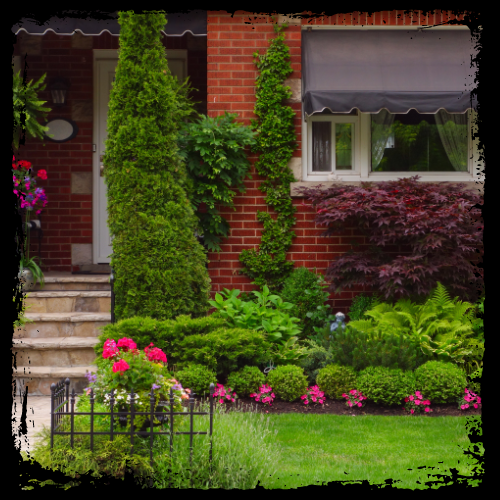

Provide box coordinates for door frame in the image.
[92,49,119,264]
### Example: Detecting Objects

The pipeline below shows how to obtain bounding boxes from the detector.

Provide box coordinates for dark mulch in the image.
[188,395,481,418]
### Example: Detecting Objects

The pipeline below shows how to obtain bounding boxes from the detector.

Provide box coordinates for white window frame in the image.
[306,114,360,180]
[302,110,482,183]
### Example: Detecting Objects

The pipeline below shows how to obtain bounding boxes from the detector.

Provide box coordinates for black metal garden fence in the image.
[50,378,215,480]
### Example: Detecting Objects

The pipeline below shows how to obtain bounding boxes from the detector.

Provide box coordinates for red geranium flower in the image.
[17,160,32,169]
[112,359,130,373]
[37,169,48,180]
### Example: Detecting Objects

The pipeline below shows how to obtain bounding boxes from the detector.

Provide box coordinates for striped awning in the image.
[13,10,207,37]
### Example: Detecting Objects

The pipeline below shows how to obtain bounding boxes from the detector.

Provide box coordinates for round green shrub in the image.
[266,365,308,402]
[316,364,358,399]
[227,366,266,397]
[357,366,413,406]
[415,360,467,403]
[280,267,330,336]
[175,364,217,397]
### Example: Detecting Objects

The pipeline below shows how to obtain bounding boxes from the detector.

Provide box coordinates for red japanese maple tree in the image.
[297,176,483,302]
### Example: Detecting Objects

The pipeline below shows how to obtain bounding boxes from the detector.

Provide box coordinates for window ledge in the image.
[291,180,484,198]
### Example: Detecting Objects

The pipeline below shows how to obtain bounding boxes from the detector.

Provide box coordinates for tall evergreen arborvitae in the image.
[103,11,211,321]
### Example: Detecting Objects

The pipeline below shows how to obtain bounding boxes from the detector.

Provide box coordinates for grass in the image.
[22,402,482,490]
[258,413,482,489]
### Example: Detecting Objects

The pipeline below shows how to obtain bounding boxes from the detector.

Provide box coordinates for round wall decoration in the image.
[44,118,79,142]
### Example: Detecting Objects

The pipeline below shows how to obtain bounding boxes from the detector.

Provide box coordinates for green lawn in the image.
[259,414,482,489]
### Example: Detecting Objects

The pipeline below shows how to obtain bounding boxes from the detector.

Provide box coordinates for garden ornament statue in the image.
[330,312,346,337]
[264,360,275,374]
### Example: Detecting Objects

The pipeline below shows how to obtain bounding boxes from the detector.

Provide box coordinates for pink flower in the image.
[473,404,478,409]
[350,389,356,395]
[464,404,469,409]
[410,409,414,414]
[461,405,466,410]
[304,400,309,405]
[357,402,362,407]
[477,397,481,404]
[348,402,353,407]
[423,400,430,405]
[414,400,421,405]
[342,393,348,398]
[404,397,409,402]
[112,359,130,373]
[465,388,469,393]
[424,407,430,412]
[117,337,137,352]
[415,391,421,396]
[417,395,423,400]
[409,395,414,401]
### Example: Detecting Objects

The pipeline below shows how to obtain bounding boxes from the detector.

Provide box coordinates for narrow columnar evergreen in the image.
[103,11,211,321]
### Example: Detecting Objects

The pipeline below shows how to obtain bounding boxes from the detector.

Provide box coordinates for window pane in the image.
[312,122,331,171]
[335,123,353,170]
[371,110,468,172]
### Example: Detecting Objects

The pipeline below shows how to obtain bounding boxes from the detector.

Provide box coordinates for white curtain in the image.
[371,110,395,170]
[435,110,468,171]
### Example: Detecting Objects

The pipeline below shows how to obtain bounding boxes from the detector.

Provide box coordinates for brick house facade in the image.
[13,10,481,314]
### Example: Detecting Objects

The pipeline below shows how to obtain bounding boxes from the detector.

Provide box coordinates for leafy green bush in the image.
[178,112,256,252]
[357,366,414,406]
[300,339,335,385]
[175,327,271,379]
[316,364,358,400]
[266,365,308,402]
[95,315,228,368]
[347,293,380,322]
[175,364,217,397]
[152,401,281,489]
[103,11,211,321]
[415,360,467,403]
[329,325,429,372]
[227,366,266,397]
[280,267,330,336]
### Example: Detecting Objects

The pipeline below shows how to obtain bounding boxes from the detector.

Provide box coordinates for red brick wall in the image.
[13,31,207,272]
[206,10,467,313]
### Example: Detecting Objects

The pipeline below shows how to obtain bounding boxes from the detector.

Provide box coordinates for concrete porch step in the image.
[26,291,111,314]
[33,274,111,291]
[12,337,99,367]
[15,312,111,339]
[13,365,97,396]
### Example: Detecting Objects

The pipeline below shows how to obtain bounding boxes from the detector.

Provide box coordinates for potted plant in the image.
[13,157,48,290]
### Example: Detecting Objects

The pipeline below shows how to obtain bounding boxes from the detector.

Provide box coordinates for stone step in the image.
[14,312,111,339]
[13,365,97,396]
[33,274,111,291]
[12,337,99,367]
[25,291,111,314]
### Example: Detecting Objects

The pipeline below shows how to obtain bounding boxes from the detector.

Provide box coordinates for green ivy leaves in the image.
[239,23,297,292]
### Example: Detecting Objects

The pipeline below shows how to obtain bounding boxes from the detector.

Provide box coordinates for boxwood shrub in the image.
[227,366,266,397]
[175,364,217,397]
[357,366,415,406]
[316,364,358,400]
[266,365,308,402]
[414,360,467,403]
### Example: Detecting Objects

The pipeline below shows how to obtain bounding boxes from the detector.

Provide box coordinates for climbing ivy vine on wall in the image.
[238,22,298,293]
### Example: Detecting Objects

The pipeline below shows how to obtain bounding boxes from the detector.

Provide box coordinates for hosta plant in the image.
[402,391,433,415]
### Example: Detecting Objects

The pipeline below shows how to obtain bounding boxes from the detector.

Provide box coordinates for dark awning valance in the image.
[302,29,477,116]
[13,10,207,37]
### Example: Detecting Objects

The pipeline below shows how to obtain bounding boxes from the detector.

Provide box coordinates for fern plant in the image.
[347,282,477,363]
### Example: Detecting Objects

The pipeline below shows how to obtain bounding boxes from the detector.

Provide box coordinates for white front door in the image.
[93,49,188,264]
